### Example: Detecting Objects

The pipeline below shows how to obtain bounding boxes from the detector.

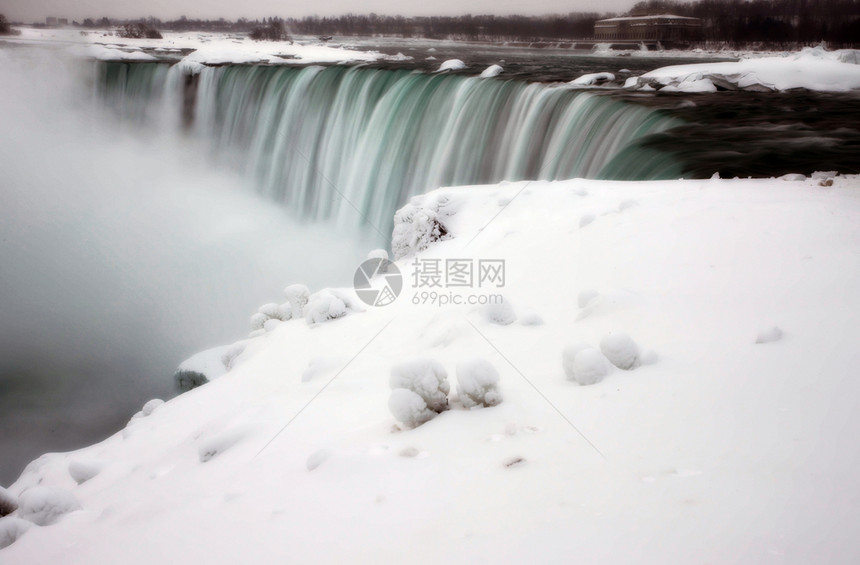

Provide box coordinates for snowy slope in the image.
[2,174,860,563]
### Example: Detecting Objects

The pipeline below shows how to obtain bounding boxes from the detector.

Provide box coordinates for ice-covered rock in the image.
[456,358,502,408]
[569,72,615,87]
[174,344,236,392]
[17,486,81,526]
[0,487,17,517]
[480,64,503,78]
[437,59,466,72]
[600,332,641,370]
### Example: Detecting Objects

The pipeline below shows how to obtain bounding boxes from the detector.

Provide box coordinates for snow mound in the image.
[198,424,252,463]
[366,248,389,261]
[17,486,81,526]
[456,358,503,408]
[569,72,615,87]
[755,326,783,344]
[68,459,104,485]
[600,332,642,370]
[392,194,454,259]
[578,289,600,308]
[0,517,33,550]
[484,298,517,326]
[389,388,438,428]
[518,310,544,326]
[305,289,358,325]
[480,64,503,78]
[390,358,450,415]
[306,449,332,471]
[437,59,466,72]
[563,347,611,386]
[283,284,311,319]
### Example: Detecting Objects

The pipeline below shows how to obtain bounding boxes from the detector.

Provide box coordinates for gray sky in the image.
[1,0,633,23]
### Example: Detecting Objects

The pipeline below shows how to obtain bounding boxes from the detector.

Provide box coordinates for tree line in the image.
[9,0,860,47]
[629,0,860,47]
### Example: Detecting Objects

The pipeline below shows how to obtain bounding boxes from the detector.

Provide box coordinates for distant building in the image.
[594,14,702,42]
[46,17,58,26]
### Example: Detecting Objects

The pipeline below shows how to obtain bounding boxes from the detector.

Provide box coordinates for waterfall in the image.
[98,62,683,235]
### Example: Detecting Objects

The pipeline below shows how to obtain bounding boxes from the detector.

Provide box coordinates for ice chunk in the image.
[456,358,503,408]
[600,332,641,370]
[17,486,81,526]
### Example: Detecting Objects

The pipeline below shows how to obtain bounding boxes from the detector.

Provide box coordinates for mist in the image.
[0,46,371,484]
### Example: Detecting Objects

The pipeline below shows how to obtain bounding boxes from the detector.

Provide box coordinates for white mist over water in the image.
[0,47,372,484]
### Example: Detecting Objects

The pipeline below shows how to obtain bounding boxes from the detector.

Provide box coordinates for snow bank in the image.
[633,46,860,92]
[5,175,860,563]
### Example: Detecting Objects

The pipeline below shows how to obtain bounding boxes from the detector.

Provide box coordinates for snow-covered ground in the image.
[565,46,860,92]
[2,173,859,563]
[632,46,860,92]
[7,27,395,65]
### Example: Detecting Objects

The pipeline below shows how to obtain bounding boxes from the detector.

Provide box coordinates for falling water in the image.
[99,62,684,234]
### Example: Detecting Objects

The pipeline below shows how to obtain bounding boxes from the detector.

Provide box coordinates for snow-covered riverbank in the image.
[2,173,859,563]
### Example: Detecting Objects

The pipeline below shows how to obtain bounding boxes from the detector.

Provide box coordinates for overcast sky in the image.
[1,0,635,23]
